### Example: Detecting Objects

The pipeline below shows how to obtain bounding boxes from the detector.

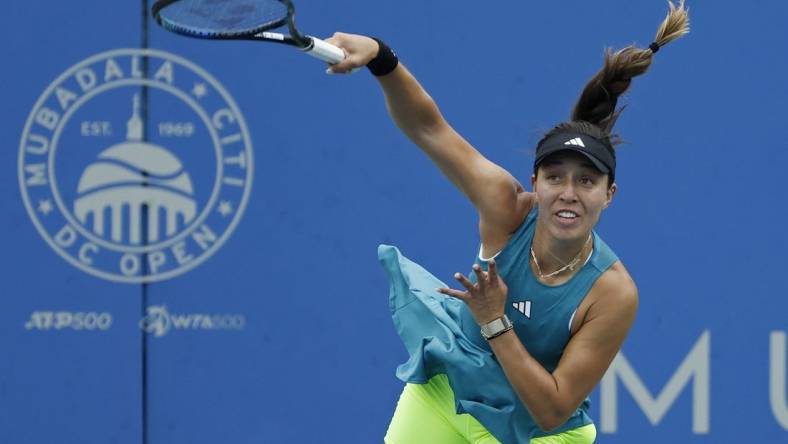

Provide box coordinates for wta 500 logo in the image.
[140,305,246,338]
[18,49,253,283]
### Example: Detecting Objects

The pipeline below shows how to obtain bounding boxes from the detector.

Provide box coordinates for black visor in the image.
[534,133,616,178]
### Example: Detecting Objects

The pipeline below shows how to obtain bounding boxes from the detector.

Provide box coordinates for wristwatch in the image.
[480,314,513,340]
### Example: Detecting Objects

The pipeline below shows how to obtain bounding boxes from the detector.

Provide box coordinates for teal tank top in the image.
[379,208,619,443]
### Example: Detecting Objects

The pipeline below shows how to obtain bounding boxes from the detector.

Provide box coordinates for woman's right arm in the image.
[326,33,532,251]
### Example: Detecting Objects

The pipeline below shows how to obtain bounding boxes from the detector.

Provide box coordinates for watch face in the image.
[481,315,512,339]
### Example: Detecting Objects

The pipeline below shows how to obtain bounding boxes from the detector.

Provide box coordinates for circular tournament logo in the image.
[18,49,253,283]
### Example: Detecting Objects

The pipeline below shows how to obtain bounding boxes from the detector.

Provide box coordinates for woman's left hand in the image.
[438,259,508,326]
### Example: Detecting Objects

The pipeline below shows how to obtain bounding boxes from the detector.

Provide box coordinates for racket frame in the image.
[151,0,345,63]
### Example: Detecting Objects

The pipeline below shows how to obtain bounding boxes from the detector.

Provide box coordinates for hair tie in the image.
[649,42,660,53]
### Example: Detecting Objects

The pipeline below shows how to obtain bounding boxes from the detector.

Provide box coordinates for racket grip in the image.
[304,37,345,64]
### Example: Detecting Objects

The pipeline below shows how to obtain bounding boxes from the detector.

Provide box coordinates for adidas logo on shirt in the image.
[564,137,585,148]
[512,301,532,319]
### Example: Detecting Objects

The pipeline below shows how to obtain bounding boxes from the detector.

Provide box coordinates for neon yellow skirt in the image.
[385,374,596,444]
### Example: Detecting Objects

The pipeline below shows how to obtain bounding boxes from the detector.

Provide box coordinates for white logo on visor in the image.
[564,137,585,148]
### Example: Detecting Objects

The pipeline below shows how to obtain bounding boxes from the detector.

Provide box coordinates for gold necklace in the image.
[530,234,592,279]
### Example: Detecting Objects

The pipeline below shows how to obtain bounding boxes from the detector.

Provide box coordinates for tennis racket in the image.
[152,0,345,64]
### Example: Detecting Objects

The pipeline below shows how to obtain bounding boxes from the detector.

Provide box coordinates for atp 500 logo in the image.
[18,49,253,283]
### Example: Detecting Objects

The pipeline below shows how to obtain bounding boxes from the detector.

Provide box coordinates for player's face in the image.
[531,151,616,242]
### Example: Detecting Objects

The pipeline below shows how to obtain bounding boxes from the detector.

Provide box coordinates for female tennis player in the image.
[326,2,688,443]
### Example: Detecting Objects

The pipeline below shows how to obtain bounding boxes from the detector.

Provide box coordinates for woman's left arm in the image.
[441,261,638,432]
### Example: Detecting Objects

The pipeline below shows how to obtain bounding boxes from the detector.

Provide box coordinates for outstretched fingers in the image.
[454,272,477,292]
[437,286,469,302]
[437,262,496,304]
[487,259,499,287]
[437,271,475,302]
[472,264,488,290]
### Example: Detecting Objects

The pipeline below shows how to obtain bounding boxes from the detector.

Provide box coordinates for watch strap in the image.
[480,314,513,340]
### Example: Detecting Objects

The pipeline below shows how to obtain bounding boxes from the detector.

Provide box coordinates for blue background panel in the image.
[0,2,143,444]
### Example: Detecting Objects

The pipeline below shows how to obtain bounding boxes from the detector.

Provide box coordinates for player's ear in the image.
[604,182,617,208]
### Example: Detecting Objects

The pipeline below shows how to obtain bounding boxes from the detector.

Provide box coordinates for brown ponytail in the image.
[539,0,690,152]
[572,0,690,132]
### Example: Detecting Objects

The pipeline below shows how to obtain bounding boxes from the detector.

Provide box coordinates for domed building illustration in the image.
[74,94,196,245]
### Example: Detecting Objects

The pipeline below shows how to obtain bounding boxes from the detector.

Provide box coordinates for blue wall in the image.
[1,1,787,443]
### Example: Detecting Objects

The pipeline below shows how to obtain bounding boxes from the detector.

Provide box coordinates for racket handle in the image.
[304,37,345,64]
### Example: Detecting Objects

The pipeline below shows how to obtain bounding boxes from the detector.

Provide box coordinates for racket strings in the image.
[156,0,289,37]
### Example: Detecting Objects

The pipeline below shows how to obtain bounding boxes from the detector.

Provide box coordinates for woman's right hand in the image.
[323,33,379,74]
